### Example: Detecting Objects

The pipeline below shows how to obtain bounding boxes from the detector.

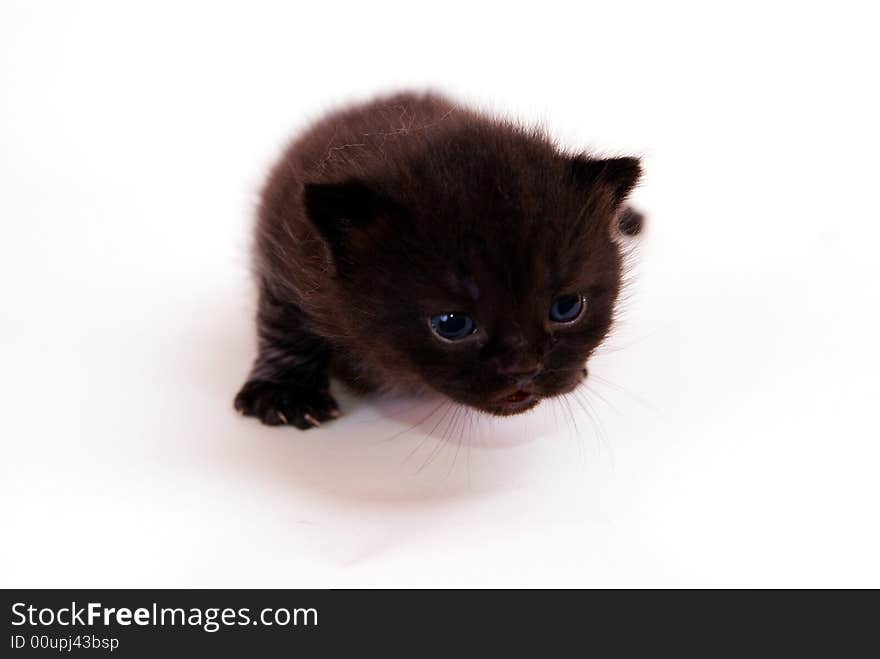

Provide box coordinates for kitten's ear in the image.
[569,156,642,205]
[303,179,386,258]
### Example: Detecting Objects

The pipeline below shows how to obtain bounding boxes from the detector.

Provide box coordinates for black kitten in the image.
[235,91,643,429]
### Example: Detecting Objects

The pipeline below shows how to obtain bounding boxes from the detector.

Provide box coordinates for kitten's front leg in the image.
[234,287,340,430]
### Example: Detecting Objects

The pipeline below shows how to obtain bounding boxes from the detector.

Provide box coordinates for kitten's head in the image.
[304,124,641,415]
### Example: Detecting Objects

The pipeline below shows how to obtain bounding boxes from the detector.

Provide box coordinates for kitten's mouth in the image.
[485,389,541,415]
[503,390,532,404]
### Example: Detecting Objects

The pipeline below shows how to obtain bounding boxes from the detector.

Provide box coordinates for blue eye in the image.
[430,313,476,341]
[549,294,585,323]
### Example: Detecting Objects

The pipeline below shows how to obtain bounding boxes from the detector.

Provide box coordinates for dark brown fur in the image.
[234,92,642,429]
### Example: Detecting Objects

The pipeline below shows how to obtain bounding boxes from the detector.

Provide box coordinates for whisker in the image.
[583,382,621,416]
[377,399,445,444]
[557,393,585,469]
[446,405,471,479]
[403,402,453,467]
[593,327,665,357]
[561,393,581,438]
[589,373,662,417]
[418,404,462,474]
[573,386,611,461]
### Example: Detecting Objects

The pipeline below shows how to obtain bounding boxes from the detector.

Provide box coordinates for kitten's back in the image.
[292,91,463,180]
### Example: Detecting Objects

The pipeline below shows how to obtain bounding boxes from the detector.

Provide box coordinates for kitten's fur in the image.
[235,92,642,429]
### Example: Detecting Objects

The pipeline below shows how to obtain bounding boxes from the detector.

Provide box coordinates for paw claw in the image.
[234,380,339,430]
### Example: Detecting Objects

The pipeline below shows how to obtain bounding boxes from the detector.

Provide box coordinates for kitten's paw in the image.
[233,380,340,430]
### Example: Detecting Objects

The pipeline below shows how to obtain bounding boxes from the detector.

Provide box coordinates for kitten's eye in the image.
[549,294,585,324]
[430,313,476,341]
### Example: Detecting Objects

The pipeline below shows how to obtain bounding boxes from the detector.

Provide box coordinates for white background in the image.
[2,1,878,587]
